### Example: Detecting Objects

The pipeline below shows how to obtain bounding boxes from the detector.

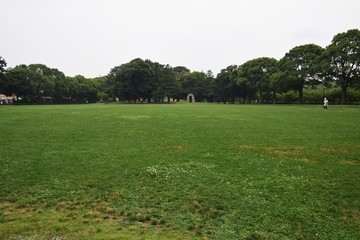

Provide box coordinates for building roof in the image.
[0,93,17,100]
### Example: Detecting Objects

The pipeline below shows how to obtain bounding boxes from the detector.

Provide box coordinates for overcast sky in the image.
[1,0,359,78]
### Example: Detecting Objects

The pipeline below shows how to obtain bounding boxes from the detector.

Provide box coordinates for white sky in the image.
[1,0,359,78]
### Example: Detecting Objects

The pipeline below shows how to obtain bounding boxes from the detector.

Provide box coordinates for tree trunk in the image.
[259,90,263,104]
[341,85,347,104]
[272,91,276,104]
[36,84,40,100]
[298,88,304,104]
[245,94,251,104]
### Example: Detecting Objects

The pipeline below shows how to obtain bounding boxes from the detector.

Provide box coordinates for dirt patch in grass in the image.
[168,144,188,150]
[265,146,304,155]
[0,200,119,220]
[352,209,360,228]
[296,158,316,164]
[264,146,318,163]
[0,201,203,239]
[318,147,356,154]
[233,144,256,149]
[342,208,360,229]
[0,201,123,239]
[340,160,357,165]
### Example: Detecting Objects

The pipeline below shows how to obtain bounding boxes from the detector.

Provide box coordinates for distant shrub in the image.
[347,89,360,103]
[276,91,298,103]
[303,90,323,103]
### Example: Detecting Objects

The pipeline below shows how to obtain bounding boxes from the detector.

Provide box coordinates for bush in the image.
[278,87,360,104]
[276,91,298,103]
[347,89,360,103]
[324,88,341,104]
[303,90,323,103]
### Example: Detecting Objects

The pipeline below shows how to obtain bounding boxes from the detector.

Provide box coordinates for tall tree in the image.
[236,57,278,103]
[93,76,110,102]
[279,44,324,103]
[269,71,296,104]
[322,29,360,103]
[67,75,99,102]
[214,65,241,103]
[204,70,215,102]
[152,64,180,102]
[108,58,155,102]
[173,67,190,100]
[173,66,190,73]
[3,65,31,98]
[27,64,56,100]
[51,68,69,101]
[180,71,213,102]
[0,56,7,92]
[0,56,6,79]
[5,64,55,101]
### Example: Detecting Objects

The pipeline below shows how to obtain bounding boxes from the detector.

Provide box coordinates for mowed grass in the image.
[0,103,359,239]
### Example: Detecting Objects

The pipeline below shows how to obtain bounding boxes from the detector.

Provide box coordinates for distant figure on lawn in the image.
[323,98,329,110]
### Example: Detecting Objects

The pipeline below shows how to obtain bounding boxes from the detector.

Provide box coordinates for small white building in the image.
[0,93,17,104]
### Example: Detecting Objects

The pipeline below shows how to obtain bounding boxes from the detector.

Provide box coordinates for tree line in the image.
[1,29,359,104]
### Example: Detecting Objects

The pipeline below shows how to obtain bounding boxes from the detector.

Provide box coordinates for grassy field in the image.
[0,103,359,239]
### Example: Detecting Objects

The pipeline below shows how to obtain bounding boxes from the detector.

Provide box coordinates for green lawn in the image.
[0,103,359,239]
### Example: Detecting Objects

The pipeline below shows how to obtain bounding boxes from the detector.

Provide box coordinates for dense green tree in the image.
[236,57,278,103]
[3,65,32,98]
[27,64,57,100]
[204,70,215,102]
[5,64,53,101]
[0,56,6,80]
[152,64,180,102]
[196,70,215,102]
[108,58,154,102]
[108,59,187,103]
[173,66,190,73]
[173,67,189,100]
[51,68,69,101]
[269,71,296,103]
[0,56,8,94]
[321,29,360,103]
[107,65,122,98]
[179,71,213,102]
[93,76,110,102]
[4,64,70,102]
[214,65,241,103]
[68,75,99,102]
[279,44,324,103]
[178,71,200,99]
[173,66,191,100]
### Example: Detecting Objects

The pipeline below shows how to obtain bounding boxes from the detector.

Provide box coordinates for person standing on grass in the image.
[323,98,329,110]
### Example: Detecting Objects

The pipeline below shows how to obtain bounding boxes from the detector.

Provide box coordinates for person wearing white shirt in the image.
[323,98,329,110]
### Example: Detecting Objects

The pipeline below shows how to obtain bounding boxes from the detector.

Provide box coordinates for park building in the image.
[0,93,17,104]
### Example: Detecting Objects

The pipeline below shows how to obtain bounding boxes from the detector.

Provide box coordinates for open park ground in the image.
[0,103,359,239]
